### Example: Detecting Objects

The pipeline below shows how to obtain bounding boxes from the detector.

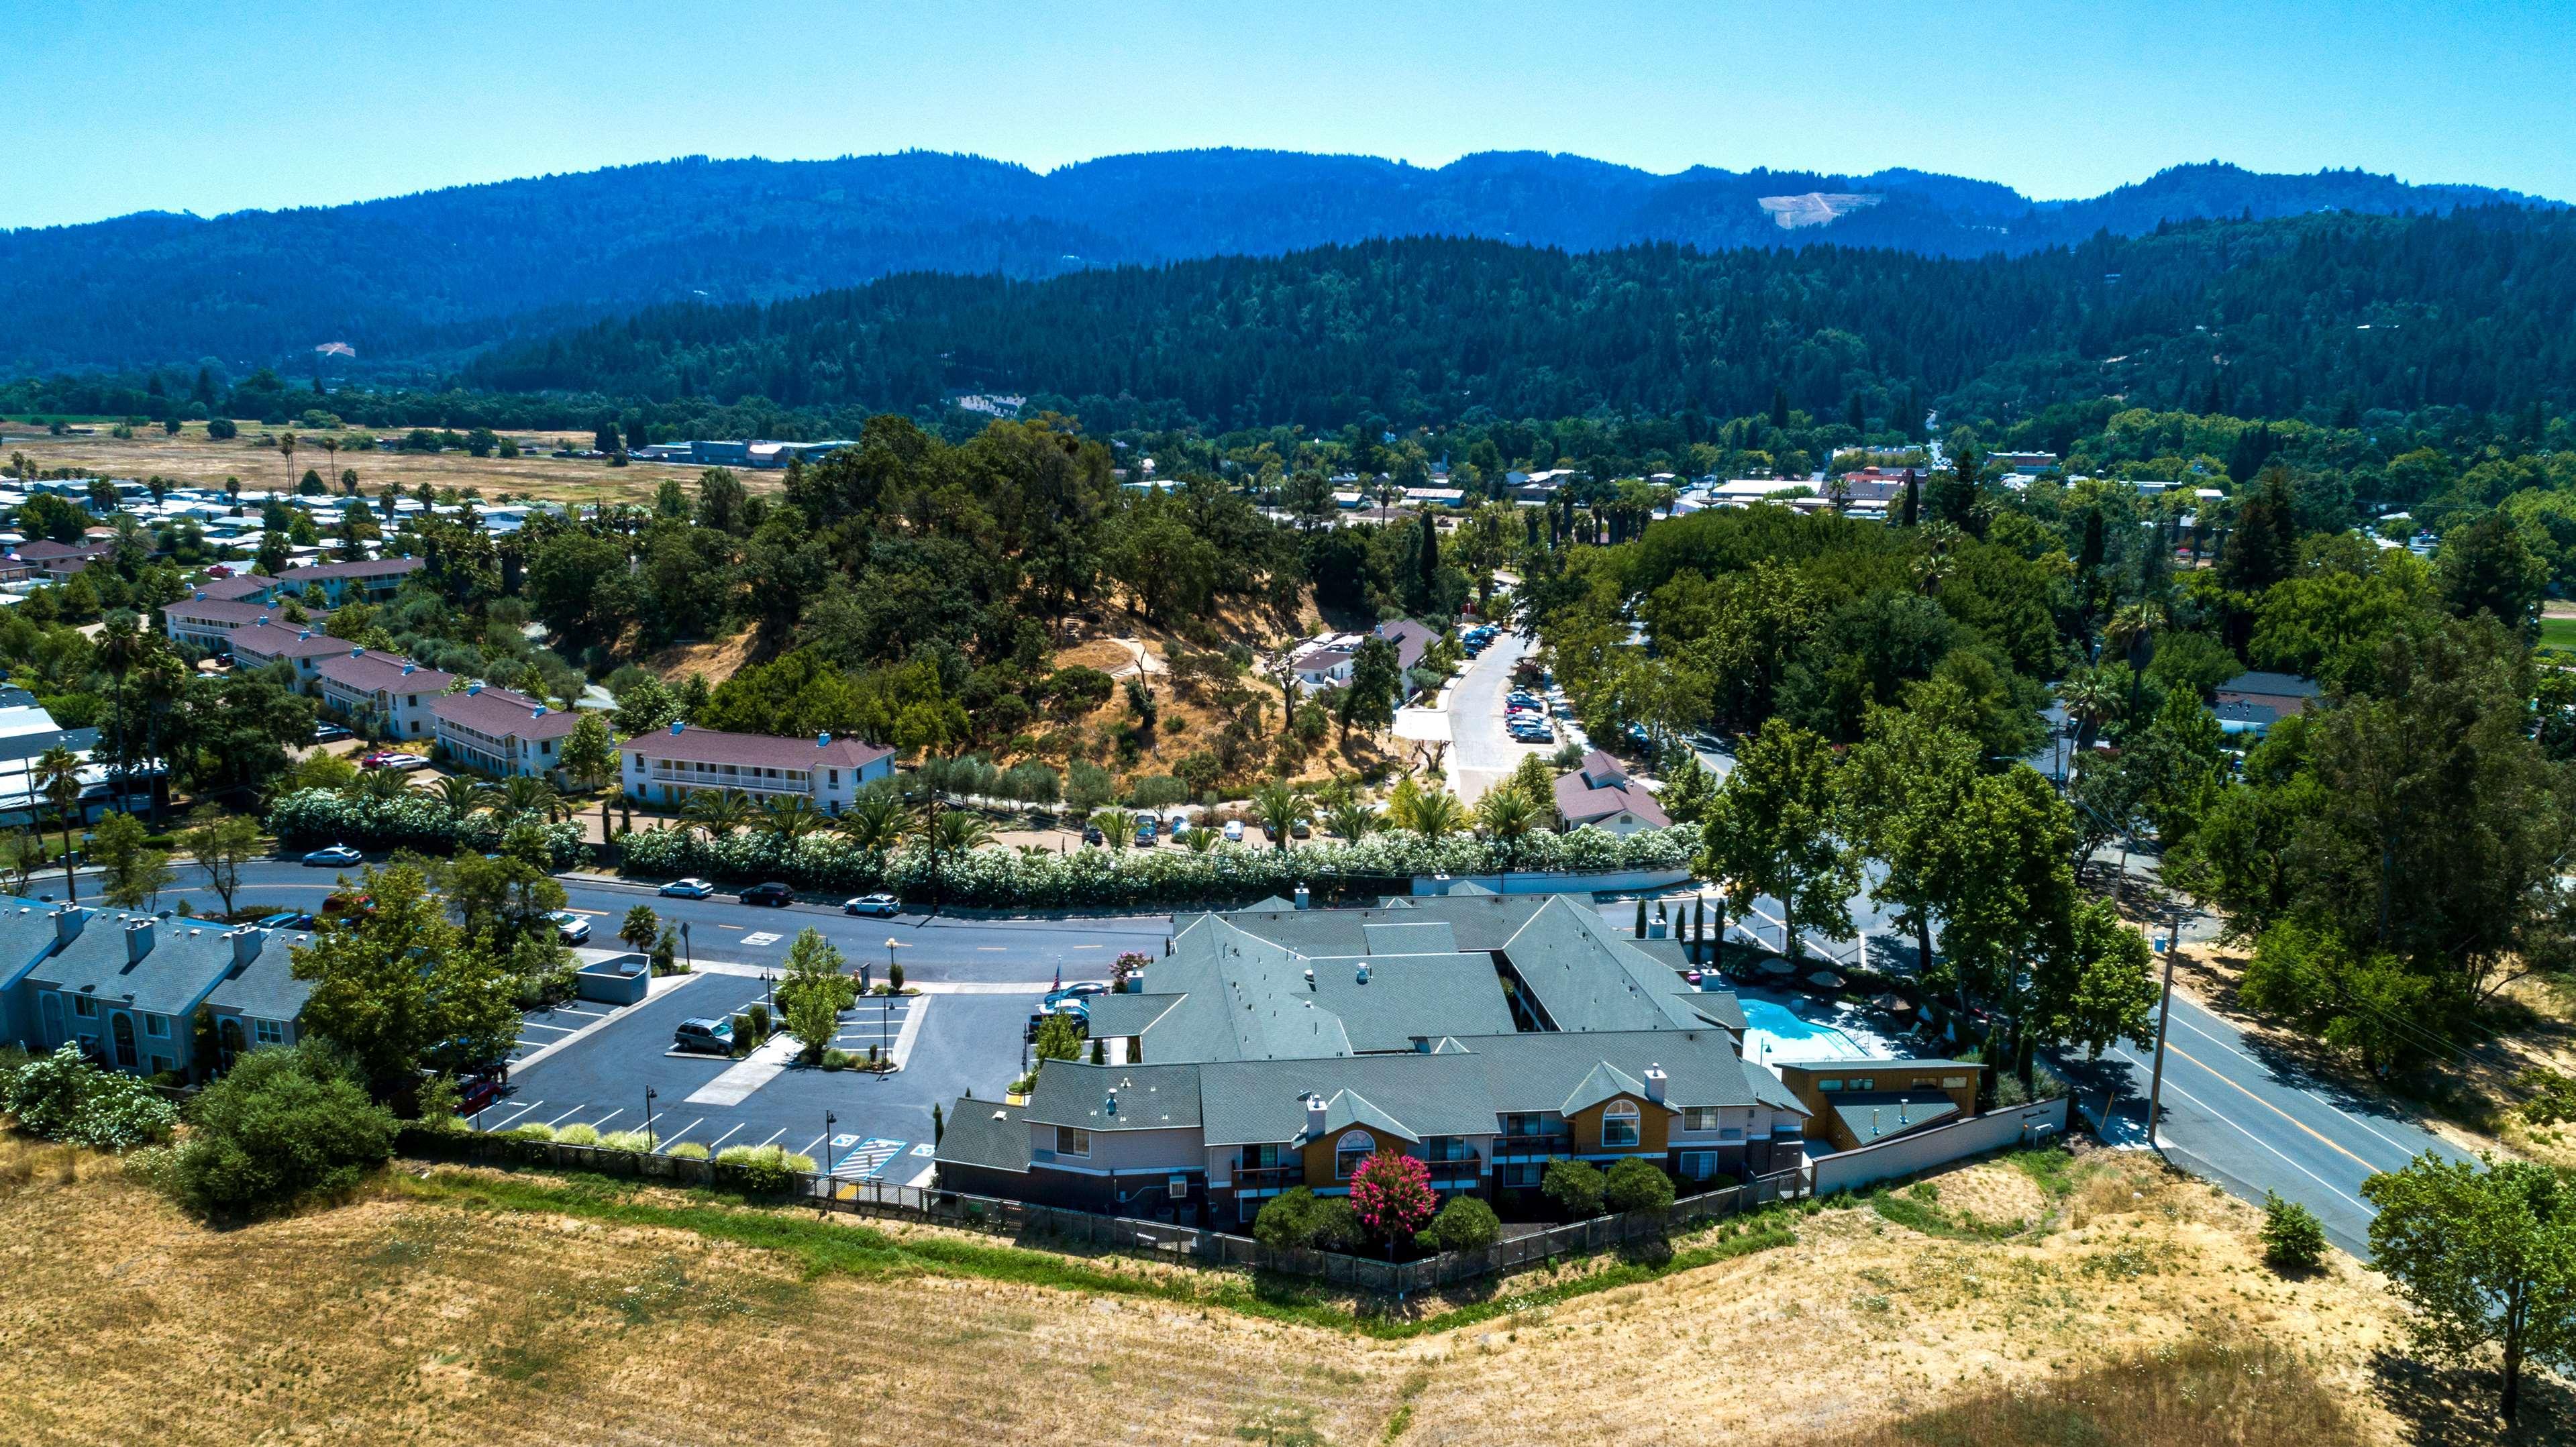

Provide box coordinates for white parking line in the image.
[657,1117,703,1149]
[701,1122,745,1153]
[584,1108,622,1130]
[795,1133,825,1160]
[756,1128,786,1148]
[485,1100,541,1128]
[519,1021,578,1034]
[542,1105,586,1126]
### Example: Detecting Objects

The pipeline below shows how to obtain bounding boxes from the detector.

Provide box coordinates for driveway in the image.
[1447,631,1557,804]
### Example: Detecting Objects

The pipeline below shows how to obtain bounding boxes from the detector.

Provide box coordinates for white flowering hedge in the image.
[617,823,1702,910]
[267,789,587,869]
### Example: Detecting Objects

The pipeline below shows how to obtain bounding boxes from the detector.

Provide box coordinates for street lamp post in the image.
[679,920,692,972]
[643,1085,657,1153]
[822,1110,837,1175]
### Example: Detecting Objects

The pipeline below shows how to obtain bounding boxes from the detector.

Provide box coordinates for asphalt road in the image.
[77,848,2471,1247]
[1446,629,1557,805]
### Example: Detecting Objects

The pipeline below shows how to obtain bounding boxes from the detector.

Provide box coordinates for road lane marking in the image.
[2114,1045,2371,1214]
[741,931,782,947]
[2169,1008,2434,1169]
[2163,1042,2383,1175]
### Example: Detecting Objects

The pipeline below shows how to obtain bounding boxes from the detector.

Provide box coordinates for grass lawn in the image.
[2540,616,2576,651]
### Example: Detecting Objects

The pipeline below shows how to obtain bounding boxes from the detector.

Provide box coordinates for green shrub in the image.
[1421,1195,1502,1252]
[2261,1191,2328,1273]
[782,1152,817,1173]
[597,1129,650,1152]
[1542,1159,1606,1219]
[554,1122,601,1146]
[715,1143,801,1193]
[666,1141,709,1160]
[507,1122,558,1142]
[1604,1157,1677,1214]
[1250,1187,1359,1251]
[0,1043,178,1150]
[166,1044,397,1220]
[822,1049,856,1071]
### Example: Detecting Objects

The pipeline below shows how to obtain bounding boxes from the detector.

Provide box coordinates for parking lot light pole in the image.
[643,1085,657,1152]
[679,920,691,972]
[822,1110,837,1175]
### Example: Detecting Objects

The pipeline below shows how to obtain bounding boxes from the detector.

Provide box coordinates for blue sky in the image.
[11,0,2573,229]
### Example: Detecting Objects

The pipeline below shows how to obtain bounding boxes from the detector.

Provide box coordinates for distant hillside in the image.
[464,209,2576,429]
[0,150,2553,374]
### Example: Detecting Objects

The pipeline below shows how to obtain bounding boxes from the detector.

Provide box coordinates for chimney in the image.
[1644,1064,1667,1104]
[229,925,265,971]
[1293,884,1310,911]
[1302,967,1316,988]
[123,917,154,963]
[1103,1088,1119,1118]
[670,720,685,735]
[1304,1093,1327,1140]
[51,906,86,945]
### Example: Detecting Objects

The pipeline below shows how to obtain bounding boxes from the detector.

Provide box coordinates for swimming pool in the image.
[1739,996,1875,1064]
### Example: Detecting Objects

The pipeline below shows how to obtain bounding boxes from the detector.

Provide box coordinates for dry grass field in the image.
[3,421,705,508]
[2,1134,2542,1447]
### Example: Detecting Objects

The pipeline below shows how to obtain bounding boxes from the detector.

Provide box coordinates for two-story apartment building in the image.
[2,907,303,1079]
[1551,751,1671,837]
[227,623,358,688]
[617,721,895,813]
[162,594,311,652]
[314,648,456,743]
[936,894,1809,1226]
[272,555,423,606]
[429,682,578,780]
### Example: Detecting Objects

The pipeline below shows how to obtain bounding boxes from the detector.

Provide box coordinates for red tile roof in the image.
[431,684,579,740]
[227,623,354,661]
[315,649,456,696]
[619,722,892,771]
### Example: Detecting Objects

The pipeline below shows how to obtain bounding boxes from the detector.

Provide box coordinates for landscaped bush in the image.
[554,1122,601,1146]
[1604,1157,1677,1215]
[166,1044,398,1220]
[1251,1186,1365,1252]
[714,1142,805,1193]
[0,1044,178,1150]
[1541,1159,1606,1219]
[266,788,584,867]
[617,818,1701,908]
[1420,1195,1502,1252]
[2261,1191,2328,1272]
[597,1129,650,1151]
[507,1122,557,1142]
[666,1141,709,1160]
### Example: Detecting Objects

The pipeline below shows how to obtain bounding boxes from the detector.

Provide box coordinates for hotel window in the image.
[1500,1162,1544,1188]
[1818,1079,1843,1091]
[72,995,97,1018]
[1600,1100,1641,1148]
[1054,1126,1089,1157]
[1941,1077,1969,1089]
[1335,1130,1377,1179]
[254,1019,285,1046]
[144,1014,169,1038]
[1682,1107,1723,1131]
[1678,1151,1718,1181]
[1240,1143,1282,1170]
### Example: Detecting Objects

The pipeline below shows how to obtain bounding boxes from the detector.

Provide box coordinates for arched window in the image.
[1336,1129,1377,1179]
[1600,1099,1641,1148]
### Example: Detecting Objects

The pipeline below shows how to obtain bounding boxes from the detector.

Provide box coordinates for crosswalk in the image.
[826,1136,907,1177]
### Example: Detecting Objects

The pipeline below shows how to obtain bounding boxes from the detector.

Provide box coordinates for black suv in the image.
[739,881,795,907]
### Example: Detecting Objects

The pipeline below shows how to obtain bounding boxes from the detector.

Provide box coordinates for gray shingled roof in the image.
[0,900,67,984]
[1082,992,1182,1038]
[1023,1062,1205,1131]
[204,930,306,1022]
[1497,900,1712,1033]
[1202,894,1555,956]
[23,915,244,1018]
[934,1101,1031,1175]
[1320,1087,1419,1142]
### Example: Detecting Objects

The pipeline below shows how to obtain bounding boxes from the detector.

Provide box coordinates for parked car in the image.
[1045,980,1112,1008]
[842,893,901,917]
[254,910,318,931]
[1222,818,1245,843]
[458,1076,508,1115]
[546,909,590,945]
[311,722,352,743]
[1134,817,1157,847]
[1167,814,1190,839]
[1082,824,1105,846]
[672,1017,735,1055]
[376,753,431,772]
[658,877,715,898]
[738,881,794,907]
[1023,1000,1090,1042]
[1290,819,1310,839]
[301,844,362,867]
[321,890,374,919]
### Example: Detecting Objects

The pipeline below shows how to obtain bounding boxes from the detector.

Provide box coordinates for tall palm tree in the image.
[835,792,907,863]
[1248,783,1308,851]
[1323,799,1378,845]
[1399,788,1467,843]
[34,744,81,902]
[495,775,561,824]
[681,788,755,839]
[318,435,339,486]
[2058,667,2121,755]
[277,431,297,492]
[2103,598,2166,717]
[762,795,829,844]
[346,768,410,803]
[419,773,495,822]
[1474,786,1542,890]
[1088,807,1135,851]
[913,806,994,913]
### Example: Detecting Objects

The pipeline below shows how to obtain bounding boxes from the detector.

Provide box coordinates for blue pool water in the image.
[1739,996,1873,1063]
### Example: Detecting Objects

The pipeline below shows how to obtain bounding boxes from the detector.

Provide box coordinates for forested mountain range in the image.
[462,208,2576,432]
[0,148,2554,374]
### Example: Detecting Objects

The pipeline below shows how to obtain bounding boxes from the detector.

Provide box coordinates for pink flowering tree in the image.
[1347,1149,1436,1248]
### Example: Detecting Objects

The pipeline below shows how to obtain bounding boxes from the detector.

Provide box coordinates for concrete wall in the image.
[1810,1097,2070,1197]
[1412,867,1693,898]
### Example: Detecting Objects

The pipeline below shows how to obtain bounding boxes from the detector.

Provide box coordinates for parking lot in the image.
[476,967,1044,1182]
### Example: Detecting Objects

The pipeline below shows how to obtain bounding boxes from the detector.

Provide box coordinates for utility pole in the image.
[2143,928,2178,1150]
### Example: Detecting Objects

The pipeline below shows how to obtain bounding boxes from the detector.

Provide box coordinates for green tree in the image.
[1032,1011,1085,1064]
[559,710,615,791]
[1540,1159,1606,1219]
[291,865,521,1098]
[618,904,660,953]
[1248,782,1308,850]
[177,808,262,918]
[2261,1191,2328,1273]
[1698,720,1857,964]
[166,1043,397,1220]
[1335,636,1403,745]
[2364,1153,2576,1428]
[1421,1194,1501,1252]
[91,810,172,910]
[1604,1156,1676,1214]
[2436,511,2548,634]
[777,926,849,1064]
[35,743,81,902]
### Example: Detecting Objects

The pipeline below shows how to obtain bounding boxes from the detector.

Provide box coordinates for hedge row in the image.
[615,821,1701,909]
[266,790,587,869]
